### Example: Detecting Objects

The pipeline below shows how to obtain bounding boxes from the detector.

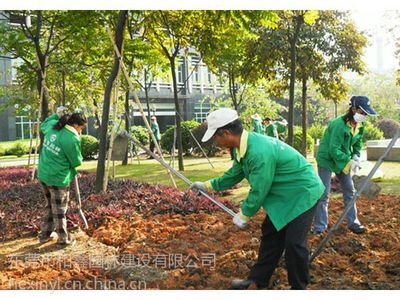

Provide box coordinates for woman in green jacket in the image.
[37,107,87,246]
[314,96,377,235]
[190,108,324,290]
[251,113,264,134]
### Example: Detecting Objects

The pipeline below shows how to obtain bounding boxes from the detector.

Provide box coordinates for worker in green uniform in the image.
[274,118,288,140]
[190,108,325,290]
[38,107,87,246]
[148,115,161,159]
[314,96,377,234]
[251,113,264,134]
[263,117,279,138]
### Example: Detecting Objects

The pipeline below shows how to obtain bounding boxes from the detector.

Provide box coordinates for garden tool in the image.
[122,130,237,218]
[310,129,400,263]
[352,174,381,200]
[73,176,89,229]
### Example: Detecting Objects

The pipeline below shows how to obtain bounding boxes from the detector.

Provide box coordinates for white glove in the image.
[233,212,249,229]
[351,155,361,174]
[189,181,207,193]
[56,106,68,118]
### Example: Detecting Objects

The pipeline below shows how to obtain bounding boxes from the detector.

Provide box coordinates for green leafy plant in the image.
[161,120,200,154]
[130,126,150,146]
[308,124,327,142]
[291,127,314,154]
[80,135,99,160]
[363,122,384,143]
[190,123,222,157]
[8,142,28,157]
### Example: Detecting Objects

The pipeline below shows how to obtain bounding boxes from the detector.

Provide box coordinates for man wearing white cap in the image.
[190,107,325,289]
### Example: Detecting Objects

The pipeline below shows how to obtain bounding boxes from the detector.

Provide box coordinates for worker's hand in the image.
[56,106,68,118]
[189,181,207,193]
[351,155,361,174]
[233,211,250,229]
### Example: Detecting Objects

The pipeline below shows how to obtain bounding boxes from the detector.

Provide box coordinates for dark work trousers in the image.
[248,204,317,289]
[150,140,155,153]
[149,140,161,155]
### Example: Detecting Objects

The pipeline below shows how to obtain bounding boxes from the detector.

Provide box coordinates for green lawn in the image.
[79,156,400,202]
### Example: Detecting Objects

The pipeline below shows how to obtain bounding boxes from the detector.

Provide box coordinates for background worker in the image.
[190,108,325,290]
[314,96,377,234]
[263,117,279,138]
[37,107,87,246]
[251,113,264,134]
[274,118,288,141]
[148,115,161,159]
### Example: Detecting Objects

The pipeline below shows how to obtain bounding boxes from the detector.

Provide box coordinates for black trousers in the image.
[150,140,155,153]
[248,204,316,289]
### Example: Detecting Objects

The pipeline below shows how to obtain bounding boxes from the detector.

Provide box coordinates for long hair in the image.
[343,96,361,123]
[53,112,87,131]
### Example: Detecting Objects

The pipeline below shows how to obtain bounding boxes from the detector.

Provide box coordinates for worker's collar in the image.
[346,120,363,136]
[65,125,80,138]
[235,130,248,162]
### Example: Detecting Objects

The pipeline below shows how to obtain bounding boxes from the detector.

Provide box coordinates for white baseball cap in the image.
[202,108,239,142]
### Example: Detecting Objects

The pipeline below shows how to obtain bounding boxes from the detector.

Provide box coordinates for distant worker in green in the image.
[263,118,279,139]
[251,113,264,134]
[148,115,161,159]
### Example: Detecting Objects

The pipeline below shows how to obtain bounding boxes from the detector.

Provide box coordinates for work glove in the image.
[233,211,250,229]
[351,155,361,174]
[56,106,68,118]
[189,181,207,193]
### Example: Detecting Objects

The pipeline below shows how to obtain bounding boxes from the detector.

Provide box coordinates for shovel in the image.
[122,130,237,218]
[73,175,89,229]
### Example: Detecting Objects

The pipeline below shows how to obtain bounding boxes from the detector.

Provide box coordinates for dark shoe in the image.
[147,156,154,160]
[312,229,325,235]
[38,232,57,243]
[57,236,76,247]
[39,236,52,243]
[349,224,367,234]
[231,279,254,290]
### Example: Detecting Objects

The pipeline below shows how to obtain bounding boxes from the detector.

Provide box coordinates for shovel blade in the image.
[353,175,382,200]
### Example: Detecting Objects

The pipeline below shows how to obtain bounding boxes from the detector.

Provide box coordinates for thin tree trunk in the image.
[95,10,127,193]
[122,90,130,165]
[287,15,303,146]
[301,71,308,157]
[170,58,184,171]
[62,70,66,106]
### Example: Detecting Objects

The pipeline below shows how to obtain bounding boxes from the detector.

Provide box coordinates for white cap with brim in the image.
[202,108,239,142]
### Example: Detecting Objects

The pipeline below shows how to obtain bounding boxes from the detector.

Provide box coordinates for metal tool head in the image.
[352,175,382,200]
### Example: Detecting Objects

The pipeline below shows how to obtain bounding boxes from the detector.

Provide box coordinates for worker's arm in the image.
[63,136,83,169]
[240,153,275,218]
[207,159,245,191]
[328,125,351,174]
[40,114,59,135]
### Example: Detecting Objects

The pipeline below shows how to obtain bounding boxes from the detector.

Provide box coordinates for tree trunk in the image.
[122,90,130,165]
[301,71,308,157]
[144,68,152,124]
[287,15,303,146]
[62,70,66,106]
[334,100,338,118]
[170,58,184,171]
[144,68,152,147]
[95,10,127,193]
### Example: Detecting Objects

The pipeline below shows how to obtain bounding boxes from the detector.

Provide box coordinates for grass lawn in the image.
[79,155,400,202]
